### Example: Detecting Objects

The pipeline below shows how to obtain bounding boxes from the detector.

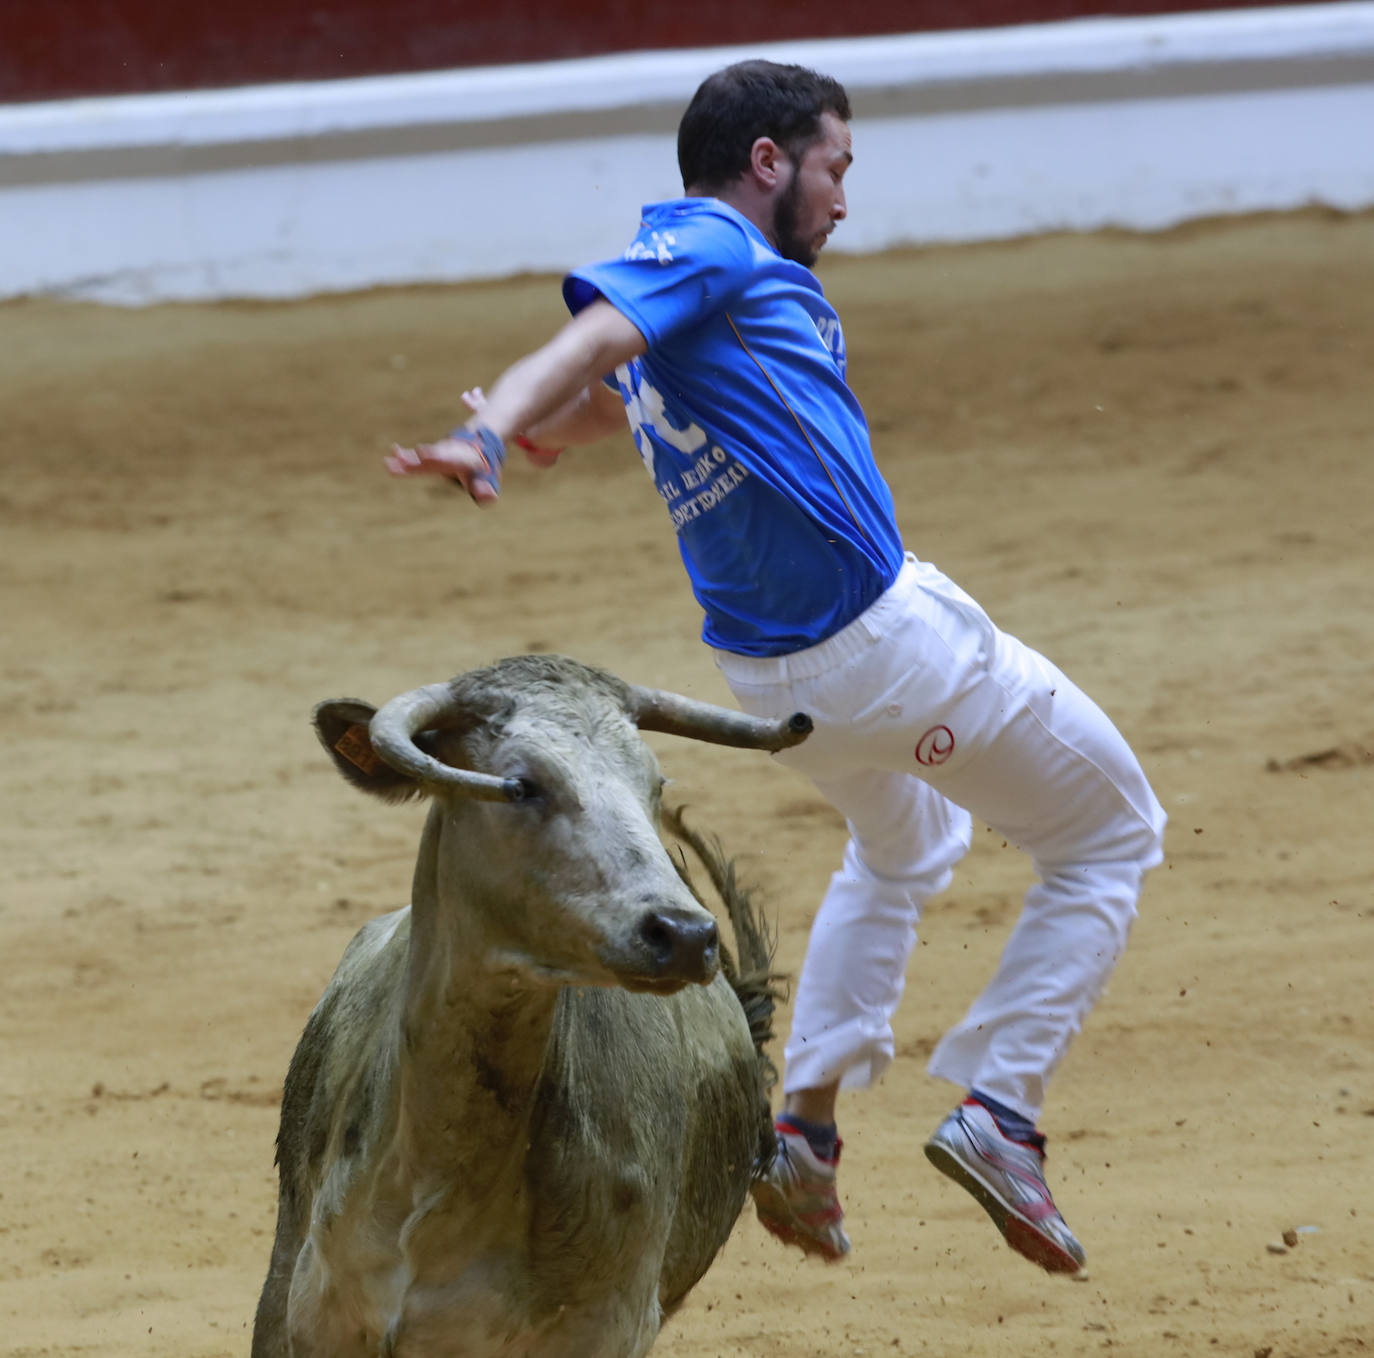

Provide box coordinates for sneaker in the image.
[924,1099,1086,1274]
[750,1117,852,1261]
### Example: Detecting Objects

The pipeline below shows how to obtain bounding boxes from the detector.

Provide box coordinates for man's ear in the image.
[313,699,425,804]
[749,135,788,190]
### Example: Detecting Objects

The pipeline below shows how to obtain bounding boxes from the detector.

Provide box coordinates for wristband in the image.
[446,421,507,468]
[445,422,506,494]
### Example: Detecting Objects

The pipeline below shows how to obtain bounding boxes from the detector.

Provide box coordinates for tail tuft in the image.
[663,804,786,1175]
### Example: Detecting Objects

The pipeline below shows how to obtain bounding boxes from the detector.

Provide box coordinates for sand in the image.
[2,207,1371,1357]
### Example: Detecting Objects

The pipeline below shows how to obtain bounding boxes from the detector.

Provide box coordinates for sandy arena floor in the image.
[2,208,1372,1357]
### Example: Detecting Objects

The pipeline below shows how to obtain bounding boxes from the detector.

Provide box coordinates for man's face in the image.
[772,111,852,268]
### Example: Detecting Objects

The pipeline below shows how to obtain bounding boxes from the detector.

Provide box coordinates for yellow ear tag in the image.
[335,723,383,775]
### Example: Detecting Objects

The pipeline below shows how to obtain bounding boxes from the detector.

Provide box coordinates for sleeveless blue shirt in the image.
[564,198,903,657]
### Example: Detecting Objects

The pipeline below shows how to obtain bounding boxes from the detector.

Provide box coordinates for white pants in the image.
[714,555,1166,1122]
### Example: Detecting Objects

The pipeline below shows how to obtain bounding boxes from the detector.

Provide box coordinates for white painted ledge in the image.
[2,3,1372,302]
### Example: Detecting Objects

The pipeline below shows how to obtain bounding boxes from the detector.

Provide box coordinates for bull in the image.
[250,654,810,1357]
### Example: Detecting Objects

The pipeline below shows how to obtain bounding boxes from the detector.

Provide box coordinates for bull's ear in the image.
[313,700,426,804]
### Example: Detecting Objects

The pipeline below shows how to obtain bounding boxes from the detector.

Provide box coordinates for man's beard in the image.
[772,173,818,268]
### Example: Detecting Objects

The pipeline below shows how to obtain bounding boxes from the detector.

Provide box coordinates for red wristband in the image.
[515,434,564,458]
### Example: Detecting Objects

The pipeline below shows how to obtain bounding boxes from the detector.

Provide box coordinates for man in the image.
[386,60,1166,1275]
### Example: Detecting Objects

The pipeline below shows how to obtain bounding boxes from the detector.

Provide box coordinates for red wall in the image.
[0,0,1322,103]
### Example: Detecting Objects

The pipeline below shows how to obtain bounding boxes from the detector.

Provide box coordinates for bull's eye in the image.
[511,776,544,803]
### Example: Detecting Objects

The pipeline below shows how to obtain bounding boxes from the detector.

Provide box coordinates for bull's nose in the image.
[637,910,719,982]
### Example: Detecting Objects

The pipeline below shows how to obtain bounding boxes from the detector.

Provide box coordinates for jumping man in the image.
[385,60,1167,1275]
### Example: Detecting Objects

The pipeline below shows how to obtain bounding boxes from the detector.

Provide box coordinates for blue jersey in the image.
[564,198,904,657]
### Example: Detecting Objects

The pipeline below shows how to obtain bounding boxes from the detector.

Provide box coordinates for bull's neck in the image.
[394,805,557,1178]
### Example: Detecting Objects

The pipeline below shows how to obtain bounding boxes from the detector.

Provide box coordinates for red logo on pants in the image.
[915,725,955,766]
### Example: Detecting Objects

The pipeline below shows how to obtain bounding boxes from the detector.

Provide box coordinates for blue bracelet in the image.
[446,422,507,470]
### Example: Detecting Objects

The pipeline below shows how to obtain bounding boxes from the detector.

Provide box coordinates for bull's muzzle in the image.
[628,908,720,989]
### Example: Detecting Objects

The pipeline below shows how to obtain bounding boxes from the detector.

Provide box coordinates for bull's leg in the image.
[251,1199,306,1358]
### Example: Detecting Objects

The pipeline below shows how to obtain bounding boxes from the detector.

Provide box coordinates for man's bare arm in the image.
[460,374,626,465]
[522,379,628,452]
[386,300,646,502]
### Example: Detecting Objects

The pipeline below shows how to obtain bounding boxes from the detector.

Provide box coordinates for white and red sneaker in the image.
[750,1117,852,1262]
[924,1099,1085,1274]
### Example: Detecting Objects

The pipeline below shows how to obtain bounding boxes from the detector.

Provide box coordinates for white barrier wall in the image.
[1,4,1371,303]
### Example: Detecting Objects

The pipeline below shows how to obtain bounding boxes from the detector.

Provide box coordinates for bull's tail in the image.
[663,805,783,1175]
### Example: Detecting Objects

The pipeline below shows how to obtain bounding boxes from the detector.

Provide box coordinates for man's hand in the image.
[385,424,505,504]
[384,440,500,504]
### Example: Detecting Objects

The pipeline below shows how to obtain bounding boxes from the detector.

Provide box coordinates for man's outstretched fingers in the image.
[384,443,426,476]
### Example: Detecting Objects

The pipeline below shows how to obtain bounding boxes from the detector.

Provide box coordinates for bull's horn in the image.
[367,682,528,802]
[627,685,812,752]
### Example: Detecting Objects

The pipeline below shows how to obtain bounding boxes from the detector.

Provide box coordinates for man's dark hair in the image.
[677,60,851,192]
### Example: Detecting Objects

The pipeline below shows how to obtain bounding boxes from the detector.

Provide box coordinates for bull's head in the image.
[312,655,810,994]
